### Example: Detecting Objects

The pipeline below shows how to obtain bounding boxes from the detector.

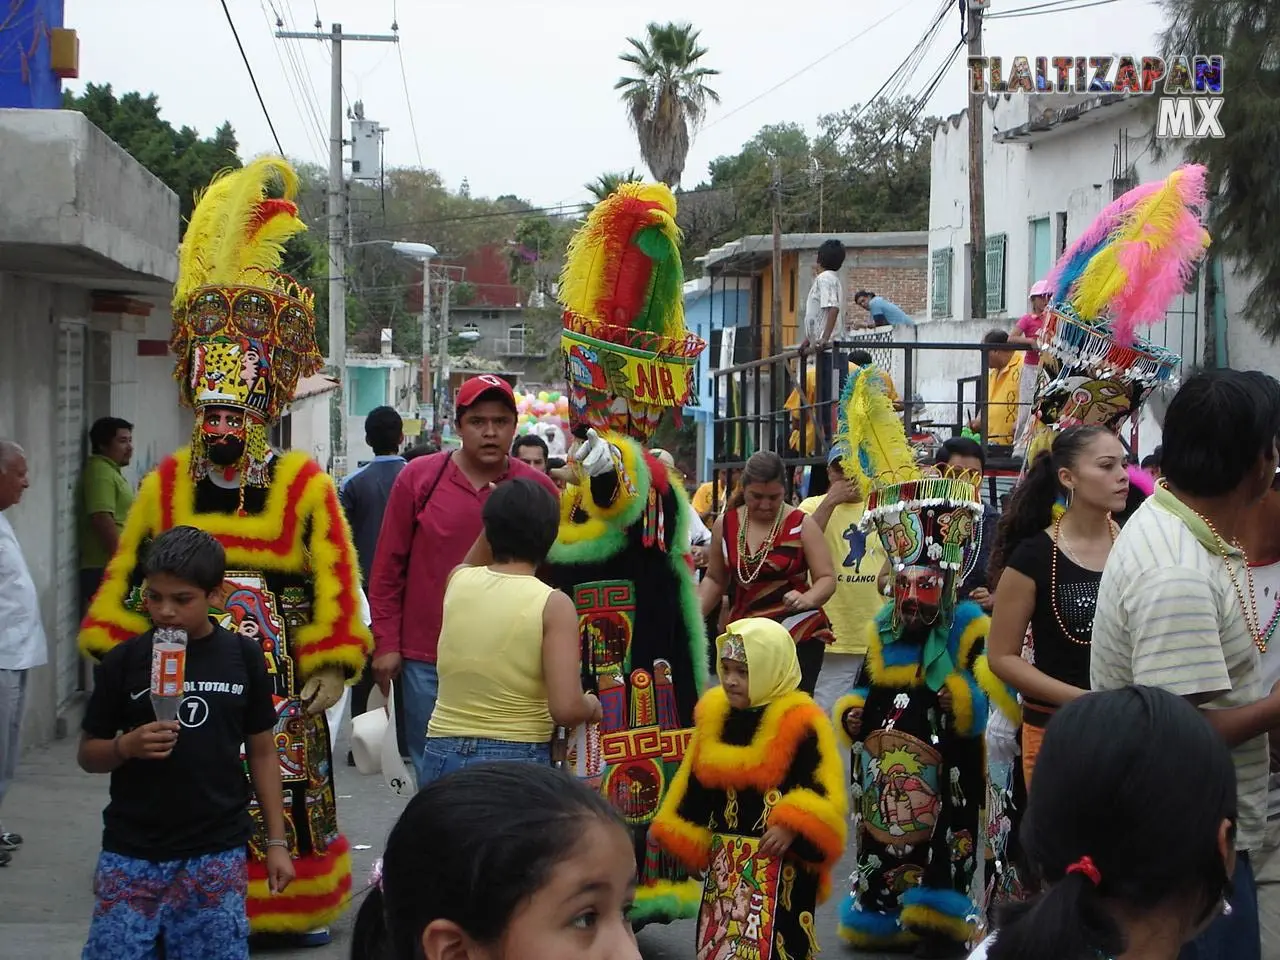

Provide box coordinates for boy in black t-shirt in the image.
[78,526,293,960]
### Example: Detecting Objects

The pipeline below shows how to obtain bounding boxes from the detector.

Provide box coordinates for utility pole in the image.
[967,0,988,320]
[275,21,398,474]
[770,156,783,358]
[420,258,432,422]
[437,270,452,436]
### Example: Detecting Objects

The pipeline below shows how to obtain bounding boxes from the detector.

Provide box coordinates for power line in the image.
[258,0,327,159]
[987,0,1121,18]
[396,39,425,168]
[703,0,929,131]
[220,0,285,155]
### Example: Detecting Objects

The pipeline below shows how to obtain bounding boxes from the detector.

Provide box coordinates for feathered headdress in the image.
[170,156,322,490]
[1024,165,1208,450]
[835,368,982,584]
[558,182,705,441]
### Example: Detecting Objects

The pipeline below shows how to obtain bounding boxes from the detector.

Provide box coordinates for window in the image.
[507,323,527,354]
[930,248,953,318]
[462,321,479,333]
[348,366,389,417]
[1055,212,1068,258]
[985,234,1007,313]
[480,310,500,321]
[1030,218,1051,285]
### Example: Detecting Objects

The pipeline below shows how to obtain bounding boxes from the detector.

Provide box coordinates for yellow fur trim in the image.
[555,482,612,545]
[247,846,352,934]
[838,925,917,948]
[864,619,923,688]
[900,902,976,943]
[831,692,866,749]
[955,612,988,670]
[943,672,978,737]
[246,853,349,901]
[588,432,646,522]
[691,689,824,790]
[975,654,1022,725]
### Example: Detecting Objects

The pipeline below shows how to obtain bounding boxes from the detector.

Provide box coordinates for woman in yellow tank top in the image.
[421,478,601,787]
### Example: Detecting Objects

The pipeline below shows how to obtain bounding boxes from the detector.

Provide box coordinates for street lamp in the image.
[351,239,439,425]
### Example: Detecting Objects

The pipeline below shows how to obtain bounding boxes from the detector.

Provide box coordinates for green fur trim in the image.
[630,878,703,923]
[668,480,711,693]
[548,436,652,565]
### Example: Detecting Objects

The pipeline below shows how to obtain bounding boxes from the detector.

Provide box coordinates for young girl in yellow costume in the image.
[653,617,848,960]
[78,157,372,946]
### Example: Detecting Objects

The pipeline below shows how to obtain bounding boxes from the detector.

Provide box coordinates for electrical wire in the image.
[987,0,1121,18]
[396,39,425,169]
[702,0,929,131]
[258,0,327,160]
[220,0,285,155]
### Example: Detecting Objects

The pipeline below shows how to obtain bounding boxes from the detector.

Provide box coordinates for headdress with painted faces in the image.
[558,183,705,442]
[169,158,321,502]
[1023,165,1209,461]
[835,368,984,624]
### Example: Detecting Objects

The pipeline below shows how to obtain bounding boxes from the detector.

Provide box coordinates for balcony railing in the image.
[492,338,545,356]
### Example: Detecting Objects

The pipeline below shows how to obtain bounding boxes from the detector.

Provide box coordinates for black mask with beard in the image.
[204,435,246,466]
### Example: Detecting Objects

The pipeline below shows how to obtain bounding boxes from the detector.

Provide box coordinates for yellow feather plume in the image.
[173,156,305,310]
[1072,167,1191,320]
[835,367,920,496]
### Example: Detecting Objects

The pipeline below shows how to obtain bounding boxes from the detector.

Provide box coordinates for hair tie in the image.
[1066,855,1102,886]
[369,857,384,891]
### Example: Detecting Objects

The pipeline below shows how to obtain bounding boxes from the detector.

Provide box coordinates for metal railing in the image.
[708,338,1039,509]
[492,337,544,357]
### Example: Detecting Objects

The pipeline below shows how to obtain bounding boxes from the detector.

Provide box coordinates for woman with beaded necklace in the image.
[986,426,1131,787]
[698,450,836,694]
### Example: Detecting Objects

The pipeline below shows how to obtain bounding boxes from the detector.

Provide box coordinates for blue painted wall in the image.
[683,284,750,480]
[0,0,66,110]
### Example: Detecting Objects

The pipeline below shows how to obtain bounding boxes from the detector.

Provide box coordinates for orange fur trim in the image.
[692,688,825,792]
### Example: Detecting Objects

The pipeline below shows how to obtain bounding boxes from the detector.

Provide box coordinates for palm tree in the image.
[1155,0,1280,345]
[585,168,643,203]
[615,22,721,190]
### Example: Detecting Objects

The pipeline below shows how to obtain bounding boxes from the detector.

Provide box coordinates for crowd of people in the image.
[1,158,1278,960]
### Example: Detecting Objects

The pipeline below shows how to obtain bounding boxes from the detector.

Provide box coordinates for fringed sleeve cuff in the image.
[292,472,374,681]
[974,654,1022,726]
[79,465,163,660]
[942,670,988,738]
[832,691,868,749]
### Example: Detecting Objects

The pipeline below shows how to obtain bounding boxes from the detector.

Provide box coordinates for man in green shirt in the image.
[78,417,134,613]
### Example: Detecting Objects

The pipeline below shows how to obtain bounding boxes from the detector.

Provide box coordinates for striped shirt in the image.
[1091,486,1266,853]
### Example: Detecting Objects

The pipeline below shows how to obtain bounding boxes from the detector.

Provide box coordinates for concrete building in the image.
[916,92,1278,457]
[342,346,419,469]
[274,374,340,473]
[0,109,182,746]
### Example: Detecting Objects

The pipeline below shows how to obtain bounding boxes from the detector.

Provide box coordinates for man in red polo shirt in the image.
[367,375,559,786]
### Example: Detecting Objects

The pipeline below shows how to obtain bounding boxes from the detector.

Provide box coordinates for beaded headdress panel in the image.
[836,367,984,613]
[1024,165,1208,459]
[169,157,321,490]
[558,183,705,441]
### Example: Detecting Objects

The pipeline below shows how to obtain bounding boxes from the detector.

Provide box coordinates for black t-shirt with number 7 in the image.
[81,621,278,862]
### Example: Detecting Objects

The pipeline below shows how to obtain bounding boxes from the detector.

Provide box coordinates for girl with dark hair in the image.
[698,451,836,695]
[351,763,641,960]
[973,685,1238,960]
[986,426,1129,785]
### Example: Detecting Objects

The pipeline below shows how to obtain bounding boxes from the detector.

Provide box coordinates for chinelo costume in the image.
[1017,164,1208,464]
[79,157,372,940]
[829,368,1015,957]
[652,617,848,960]
[547,182,710,926]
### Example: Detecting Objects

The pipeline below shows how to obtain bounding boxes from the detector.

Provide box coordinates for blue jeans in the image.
[419,737,551,790]
[1179,852,1259,960]
[400,660,439,789]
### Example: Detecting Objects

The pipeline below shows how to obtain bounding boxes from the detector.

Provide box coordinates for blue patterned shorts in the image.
[82,848,249,960]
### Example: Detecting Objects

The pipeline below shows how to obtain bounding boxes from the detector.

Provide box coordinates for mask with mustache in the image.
[204,434,246,466]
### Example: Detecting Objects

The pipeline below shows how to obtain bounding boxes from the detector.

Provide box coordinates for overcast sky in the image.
[66,0,1165,213]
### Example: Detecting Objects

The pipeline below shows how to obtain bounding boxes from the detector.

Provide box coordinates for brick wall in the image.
[844,246,927,317]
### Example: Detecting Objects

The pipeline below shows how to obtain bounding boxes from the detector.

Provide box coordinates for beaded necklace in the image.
[1049,512,1117,646]
[735,506,786,585]
[1157,481,1264,651]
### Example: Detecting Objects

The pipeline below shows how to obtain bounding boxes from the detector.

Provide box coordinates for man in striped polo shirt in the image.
[1093,369,1280,960]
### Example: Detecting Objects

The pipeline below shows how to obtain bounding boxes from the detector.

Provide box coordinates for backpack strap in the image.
[414,451,454,520]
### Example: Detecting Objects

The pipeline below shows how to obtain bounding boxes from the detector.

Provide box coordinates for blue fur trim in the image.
[901,885,977,920]
[946,600,985,659]
[839,892,904,936]
[960,671,989,736]
[851,685,870,701]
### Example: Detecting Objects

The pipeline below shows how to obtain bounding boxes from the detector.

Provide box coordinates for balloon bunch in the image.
[515,389,571,458]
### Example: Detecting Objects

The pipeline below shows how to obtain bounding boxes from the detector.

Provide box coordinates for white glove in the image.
[573,428,615,478]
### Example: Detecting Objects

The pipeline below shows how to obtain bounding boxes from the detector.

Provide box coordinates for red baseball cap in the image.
[455,374,516,414]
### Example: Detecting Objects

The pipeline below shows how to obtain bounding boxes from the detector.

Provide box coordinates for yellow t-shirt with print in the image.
[798,496,888,655]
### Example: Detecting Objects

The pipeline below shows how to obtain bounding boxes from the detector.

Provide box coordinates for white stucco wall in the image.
[927,94,1279,453]
[286,395,334,472]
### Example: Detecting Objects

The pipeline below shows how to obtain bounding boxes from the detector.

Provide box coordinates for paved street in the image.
[0,728,894,960]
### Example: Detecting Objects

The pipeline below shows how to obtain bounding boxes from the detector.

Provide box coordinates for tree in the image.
[586,169,643,202]
[63,83,240,232]
[1154,0,1280,341]
[615,22,721,189]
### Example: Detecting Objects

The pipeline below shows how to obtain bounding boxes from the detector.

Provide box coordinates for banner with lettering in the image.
[563,329,699,408]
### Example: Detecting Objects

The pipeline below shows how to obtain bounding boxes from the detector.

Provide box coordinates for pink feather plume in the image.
[1127,464,1155,498]
[1043,179,1163,295]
